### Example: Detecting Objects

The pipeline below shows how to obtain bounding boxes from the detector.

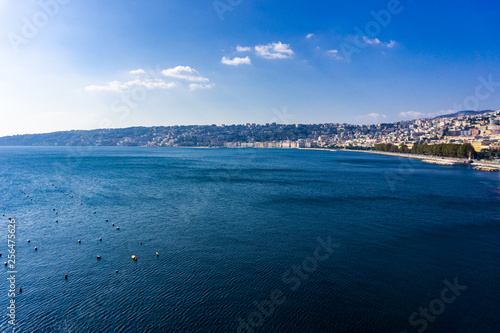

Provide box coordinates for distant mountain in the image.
[434,110,494,119]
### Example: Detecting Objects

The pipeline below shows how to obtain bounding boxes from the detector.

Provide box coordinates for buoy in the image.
[35,247,38,251]
[105,219,108,222]
[53,208,55,211]
[156,252,159,256]
[19,287,22,293]
[55,220,58,223]
[99,238,102,241]
[97,256,101,260]
[140,242,142,245]
[112,223,114,226]
[0,253,2,257]
[56,211,58,214]
[27,239,30,243]
[131,255,137,261]
[4,262,7,266]
[93,211,96,214]
[65,274,68,279]
[78,240,81,243]
[116,227,120,230]
[115,270,119,273]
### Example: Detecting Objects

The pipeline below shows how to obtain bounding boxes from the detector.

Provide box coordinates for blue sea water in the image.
[0,147,499,332]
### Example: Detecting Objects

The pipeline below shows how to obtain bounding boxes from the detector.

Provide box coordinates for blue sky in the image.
[0,0,499,136]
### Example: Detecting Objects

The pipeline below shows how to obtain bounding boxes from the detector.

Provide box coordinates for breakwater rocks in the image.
[422,159,457,166]
[473,166,499,172]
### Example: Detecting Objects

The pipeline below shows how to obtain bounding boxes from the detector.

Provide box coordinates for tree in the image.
[457,143,475,158]
[399,143,410,153]
[390,145,400,152]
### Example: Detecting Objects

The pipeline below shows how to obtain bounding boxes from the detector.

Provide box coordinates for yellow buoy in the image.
[156,252,159,256]
[131,255,137,261]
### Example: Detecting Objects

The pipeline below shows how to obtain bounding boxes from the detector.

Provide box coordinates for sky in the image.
[0,0,499,136]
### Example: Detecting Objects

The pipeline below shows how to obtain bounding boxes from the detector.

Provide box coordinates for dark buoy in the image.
[65,274,68,279]
[35,247,38,251]
[27,239,30,243]
[116,227,120,230]
[56,220,58,223]
[140,242,142,245]
[56,211,58,214]
[4,262,7,266]
[78,240,81,243]
[53,208,55,211]
[99,238,102,241]
[115,270,118,273]
[97,255,101,260]
[93,211,96,214]
[105,219,108,222]
[19,287,22,293]
[112,223,114,226]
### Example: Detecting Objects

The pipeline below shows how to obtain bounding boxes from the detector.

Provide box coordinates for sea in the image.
[0,147,499,332]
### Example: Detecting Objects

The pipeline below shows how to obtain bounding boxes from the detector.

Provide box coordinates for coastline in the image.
[342,149,500,171]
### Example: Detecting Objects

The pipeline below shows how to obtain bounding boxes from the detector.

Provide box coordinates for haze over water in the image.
[0,147,499,332]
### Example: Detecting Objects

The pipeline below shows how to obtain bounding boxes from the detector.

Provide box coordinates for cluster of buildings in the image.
[152,110,500,153]
[336,110,500,152]
[7,110,498,154]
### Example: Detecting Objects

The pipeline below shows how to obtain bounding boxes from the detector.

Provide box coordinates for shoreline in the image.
[343,149,500,171]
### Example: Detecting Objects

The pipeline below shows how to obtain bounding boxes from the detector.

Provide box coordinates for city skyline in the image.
[1,0,500,137]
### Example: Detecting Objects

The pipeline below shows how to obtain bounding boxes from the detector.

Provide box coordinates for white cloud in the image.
[255,42,294,59]
[128,79,176,89]
[221,56,252,66]
[386,40,397,48]
[355,113,387,123]
[363,37,381,45]
[306,34,315,39]
[85,79,176,93]
[436,109,456,116]
[399,110,458,120]
[327,49,344,60]
[362,36,397,48]
[189,83,215,91]
[236,45,252,52]
[399,111,425,119]
[161,66,209,82]
[86,66,213,94]
[129,69,146,75]
[85,81,127,92]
